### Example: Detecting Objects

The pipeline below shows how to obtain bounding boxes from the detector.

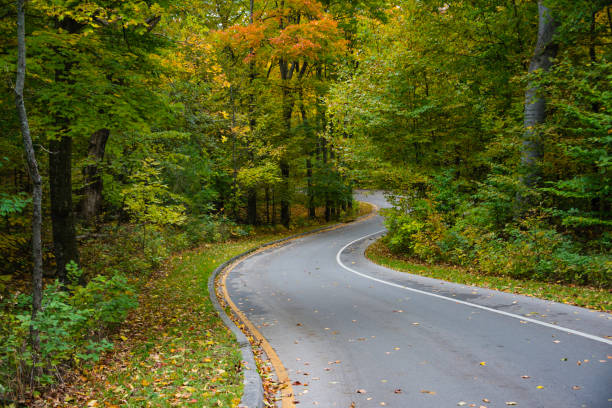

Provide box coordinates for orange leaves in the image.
[216,0,346,65]
[216,22,267,57]
[269,17,346,62]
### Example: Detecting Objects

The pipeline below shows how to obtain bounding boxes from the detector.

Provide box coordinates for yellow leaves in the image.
[141,379,150,387]
[120,335,128,341]
[87,400,98,407]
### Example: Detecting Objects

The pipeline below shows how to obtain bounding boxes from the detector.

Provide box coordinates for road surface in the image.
[226,191,612,408]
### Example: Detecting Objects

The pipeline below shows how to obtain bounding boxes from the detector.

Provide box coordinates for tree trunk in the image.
[49,135,79,282]
[306,158,315,219]
[14,0,42,365]
[246,1,258,225]
[280,159,290,228]
[521,1,557,188]
[247,189,257,225]
[49,15,81,282]
[265,186,270,224]
[272,188,276,225]
[279,59,293,228]
[81,128,109,225]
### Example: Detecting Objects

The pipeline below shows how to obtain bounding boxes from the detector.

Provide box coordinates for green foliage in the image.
[0,263,137,397]
[0,193,30,217]
[538,58,612,236]
[122,158,187,227]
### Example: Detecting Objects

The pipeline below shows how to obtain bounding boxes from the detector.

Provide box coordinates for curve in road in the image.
[225,191,612,408]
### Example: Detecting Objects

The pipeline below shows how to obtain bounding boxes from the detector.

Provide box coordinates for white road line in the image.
[336,230,612,346]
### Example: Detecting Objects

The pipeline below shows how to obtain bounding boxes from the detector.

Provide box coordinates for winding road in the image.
[226,191,612,408]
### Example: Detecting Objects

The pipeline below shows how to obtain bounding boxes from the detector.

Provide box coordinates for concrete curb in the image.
[207,206,377,408]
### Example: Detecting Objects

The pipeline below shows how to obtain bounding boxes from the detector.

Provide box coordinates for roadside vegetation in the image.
[367,239,611,312]
[2,0,610,405]
[1,202,369,406]
[328,2,611,298]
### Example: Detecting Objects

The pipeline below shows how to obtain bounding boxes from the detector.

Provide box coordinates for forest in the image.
[0,0,610,405]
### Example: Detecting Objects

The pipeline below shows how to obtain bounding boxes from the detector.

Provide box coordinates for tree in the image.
[218,0,347,226]
[521,1,558,189]
[13,0,43,364]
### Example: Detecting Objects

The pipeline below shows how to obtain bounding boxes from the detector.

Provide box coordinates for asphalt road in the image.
[226,191,612,408]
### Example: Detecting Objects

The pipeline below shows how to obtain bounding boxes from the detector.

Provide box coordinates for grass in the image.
[366,239,612,312]
[34,202,373,408]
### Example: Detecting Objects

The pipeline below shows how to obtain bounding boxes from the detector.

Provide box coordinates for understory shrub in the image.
[382,199,447,263]
[383,188,611,288]
[0,263,137,400]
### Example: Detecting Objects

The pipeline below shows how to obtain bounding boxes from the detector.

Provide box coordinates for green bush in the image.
[0,264,137,399]
[383,187,611,288]
[382,200,447,263]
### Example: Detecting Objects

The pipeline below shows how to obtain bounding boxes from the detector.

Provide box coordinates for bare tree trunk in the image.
[49,16,81,283]
[521,1,557,188]
[265,186,270,224]
[247,189,257,225]
[279,63,293,228]
[306,158,315,218]
[272,188,276,225]
[81,128,109,225]
[49,135,79,282]
[14,0,42,364]
[246,1,258,225]
[280,159,290,228]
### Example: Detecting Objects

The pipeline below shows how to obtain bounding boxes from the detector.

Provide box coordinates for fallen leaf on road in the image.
[356,389,367,394]
[536,385,544,389]
[521,375,530,379]
[457,402,467,406]
[505,402,517,406]
[421,390,436,395]
[572,386,581,390]
[553,340,560,344]
[483,398,490,403]
[394,389,402,394]
[479,362,486,366]
[393,310,403,313]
